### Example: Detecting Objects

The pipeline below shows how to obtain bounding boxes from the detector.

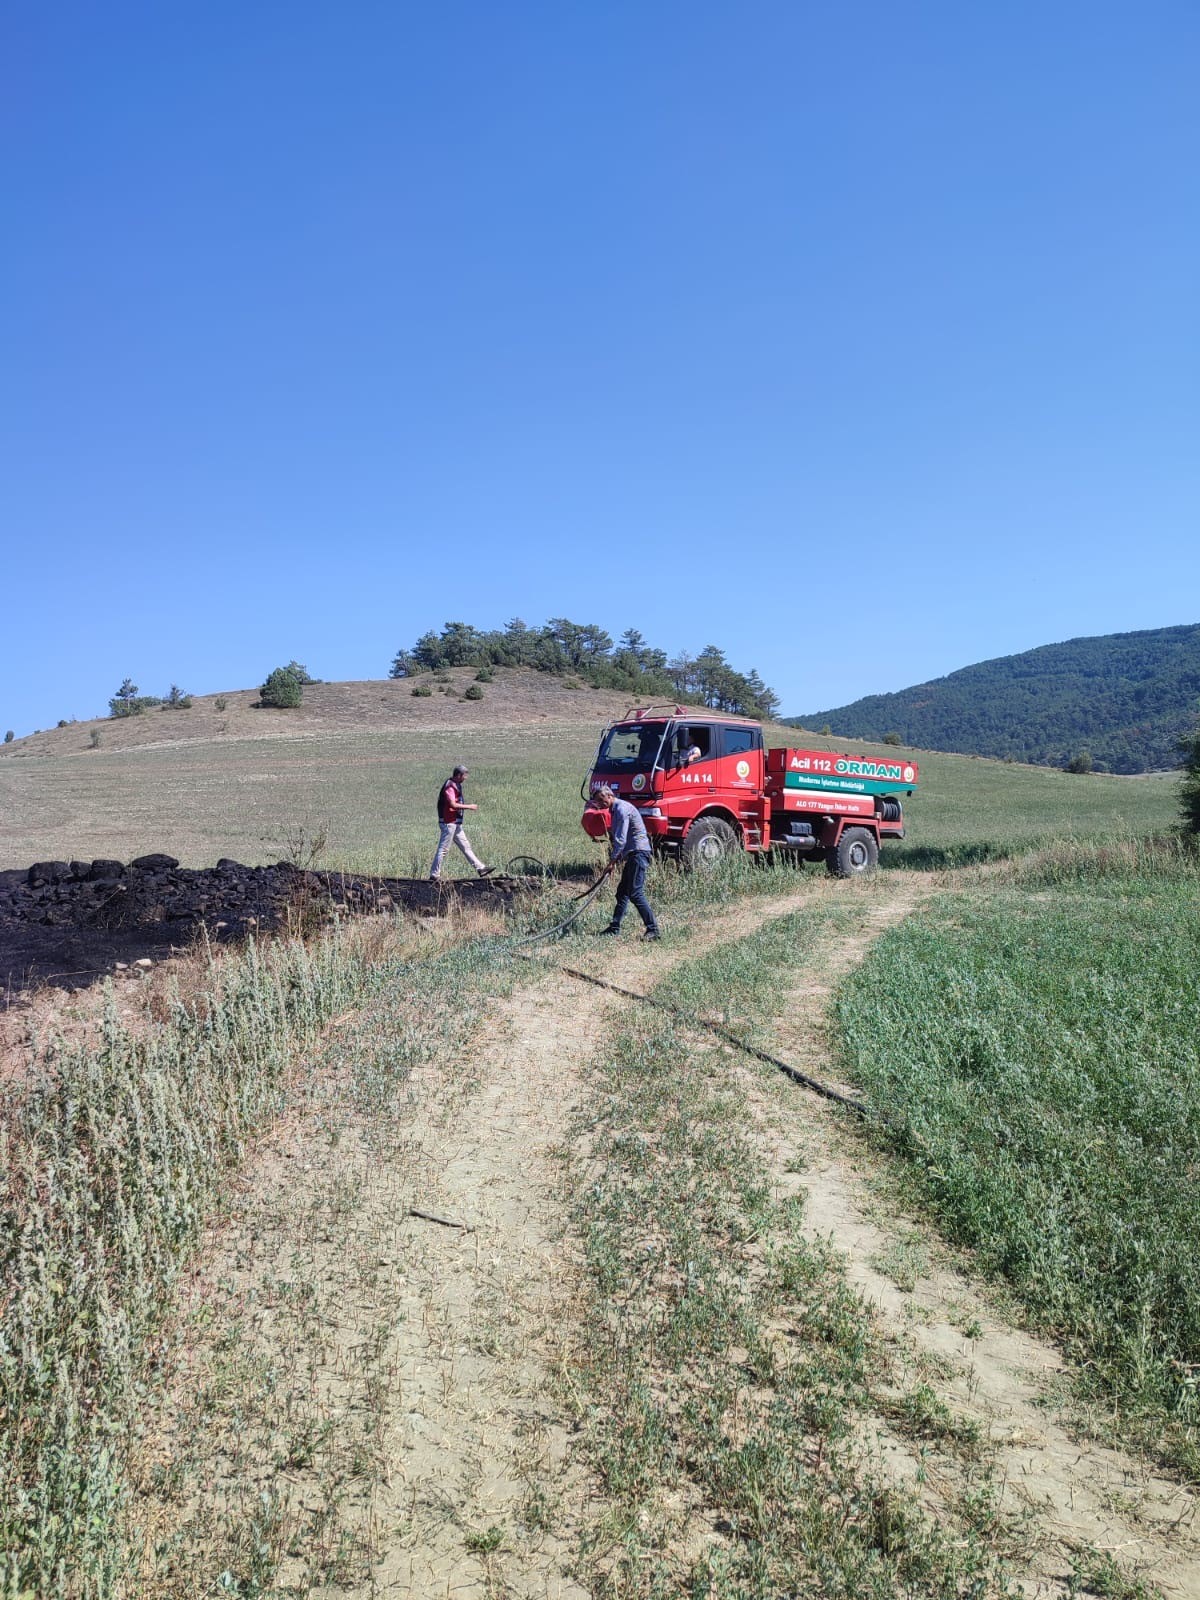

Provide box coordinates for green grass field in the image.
[0,674,1182,874]
[835,838,1200,1468]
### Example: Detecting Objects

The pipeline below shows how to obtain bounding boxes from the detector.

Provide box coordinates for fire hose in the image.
[498,858,867,1116]
[506,859,616,948]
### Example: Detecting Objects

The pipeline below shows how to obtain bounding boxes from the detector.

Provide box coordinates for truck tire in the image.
[827,826,879,877]
[681,816,738,871]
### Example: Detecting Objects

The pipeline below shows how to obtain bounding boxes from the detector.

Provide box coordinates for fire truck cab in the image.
[582,705,767,869]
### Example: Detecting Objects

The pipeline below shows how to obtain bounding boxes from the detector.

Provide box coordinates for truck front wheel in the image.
[827,826,879,877]
[681,816,738,872]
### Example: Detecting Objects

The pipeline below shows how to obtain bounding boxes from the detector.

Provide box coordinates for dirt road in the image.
[138,877,1200,1598]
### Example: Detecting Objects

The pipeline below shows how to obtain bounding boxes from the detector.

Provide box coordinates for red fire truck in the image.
[580,705,918,875]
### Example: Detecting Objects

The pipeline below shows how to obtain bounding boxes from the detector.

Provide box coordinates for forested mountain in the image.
[794,624,1200,773]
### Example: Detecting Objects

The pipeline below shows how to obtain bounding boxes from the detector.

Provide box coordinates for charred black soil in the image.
[0,855,515,1000]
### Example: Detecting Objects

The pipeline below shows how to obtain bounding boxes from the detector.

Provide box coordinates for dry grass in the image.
[0,669,635,760]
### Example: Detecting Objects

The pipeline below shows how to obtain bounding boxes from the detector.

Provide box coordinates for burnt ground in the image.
[0,854,518,1000]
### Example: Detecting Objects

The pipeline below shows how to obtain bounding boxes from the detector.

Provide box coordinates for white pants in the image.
[431,822,484,876]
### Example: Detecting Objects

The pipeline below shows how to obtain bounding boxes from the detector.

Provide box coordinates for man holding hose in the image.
[596,784,660,940]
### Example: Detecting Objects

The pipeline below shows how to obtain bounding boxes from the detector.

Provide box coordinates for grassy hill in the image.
[0,668,1181,873]
[795,622,1200,773]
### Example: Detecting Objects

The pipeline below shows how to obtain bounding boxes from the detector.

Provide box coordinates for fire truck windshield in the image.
[594,722,668,773]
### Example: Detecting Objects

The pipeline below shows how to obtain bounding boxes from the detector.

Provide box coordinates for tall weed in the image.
[0,933,382,1594]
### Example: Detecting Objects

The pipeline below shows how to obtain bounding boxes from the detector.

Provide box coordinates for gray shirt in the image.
[609,797,650,861]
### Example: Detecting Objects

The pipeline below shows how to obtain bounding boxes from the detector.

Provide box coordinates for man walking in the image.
[430,765,493,880]
[596,784,659,940]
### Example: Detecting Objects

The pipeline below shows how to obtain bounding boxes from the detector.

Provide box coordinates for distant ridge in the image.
[793,624,1200,773]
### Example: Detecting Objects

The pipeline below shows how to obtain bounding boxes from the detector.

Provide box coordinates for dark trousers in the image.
[612,850,657,932]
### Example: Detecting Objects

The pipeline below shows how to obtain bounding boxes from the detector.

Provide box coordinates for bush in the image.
[4,731,13,743]
[108,678,161,718]
[285,660,318,684]
[464,683,484,701]
[89,730,102,749]
[57,719,69,729]
[163,685,192,708]
[474,668,493,683]
[883,731,903,747]
[259,666,303,708]
[213,696,228,713]
[1180,722,1200,835]
[1066,752,1093,775]
[411,684,433,698]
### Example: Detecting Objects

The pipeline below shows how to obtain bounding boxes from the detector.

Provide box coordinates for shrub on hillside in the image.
[213,696,228,712]
[3,731,12,743]
[411,684,432,698]
[259,667,303,709]
[883,731,903,746]
[464,683,484,700]
[1066,752,1093,775]
[474,667,493,683]
[109,678,162,718]
[1180,722,1200,835]
[285,660,318,684]
[163,685,193,708]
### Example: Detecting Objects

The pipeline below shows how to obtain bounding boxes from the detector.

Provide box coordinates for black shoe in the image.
[599,925,621,937]
[643,929,660,941]
[477,865,495,878]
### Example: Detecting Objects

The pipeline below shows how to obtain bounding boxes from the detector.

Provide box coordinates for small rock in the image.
[114,962,129,971]
[90,860,124,881]
[134,958,153,969]
[131,853,180,872]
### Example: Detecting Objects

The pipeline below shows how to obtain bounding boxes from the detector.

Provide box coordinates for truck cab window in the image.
[721,726,759,757]
[675,725,712,763]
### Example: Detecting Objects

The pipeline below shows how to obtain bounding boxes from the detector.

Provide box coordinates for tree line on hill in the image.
[796,623,1200,774]
[389,619,780,719]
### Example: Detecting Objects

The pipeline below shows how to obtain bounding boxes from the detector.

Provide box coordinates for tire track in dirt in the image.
[346,881,836,1597]
[742,887,1200,1599]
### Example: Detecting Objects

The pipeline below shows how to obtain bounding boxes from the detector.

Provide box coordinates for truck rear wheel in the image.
[827,826,879,877]
[681,816,738,872]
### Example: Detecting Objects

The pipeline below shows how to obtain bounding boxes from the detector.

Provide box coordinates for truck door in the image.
[718,723,764,791]
[718,724,767,847]
[665,722,717,797]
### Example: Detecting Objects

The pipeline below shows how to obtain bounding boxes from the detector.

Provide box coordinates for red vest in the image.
[437,779,464,823]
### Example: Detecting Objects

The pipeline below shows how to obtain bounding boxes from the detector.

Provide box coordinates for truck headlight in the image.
[639,806,662,817]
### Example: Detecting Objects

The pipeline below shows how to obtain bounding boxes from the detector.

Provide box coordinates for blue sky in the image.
[3,2,1197,733]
